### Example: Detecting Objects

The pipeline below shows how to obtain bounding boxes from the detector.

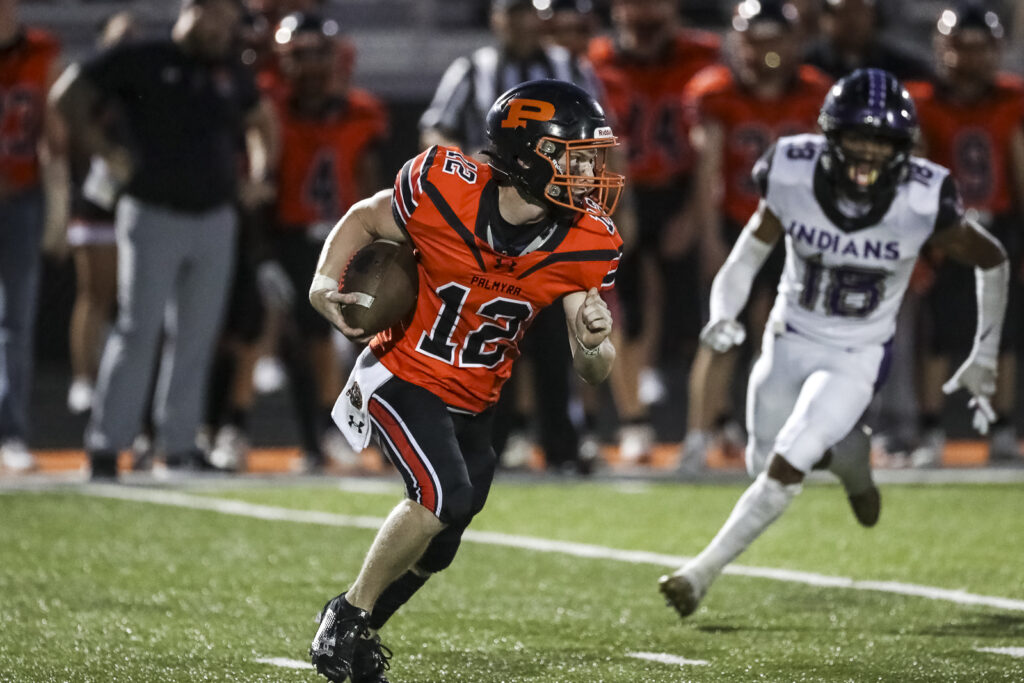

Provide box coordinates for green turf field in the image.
[2,478,1023,682]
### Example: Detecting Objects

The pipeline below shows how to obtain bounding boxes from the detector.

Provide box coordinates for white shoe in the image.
[618,423,655,463]
[252,355,287,394]
[678,430,711,472]
[989,425,1022,463]
[322,428,360,467]
[209,425,249,471]
[67,378,95,415]
[500,431,534,469]
[637,367,667,406]
[1,440,36,472]
[910,428,945,468]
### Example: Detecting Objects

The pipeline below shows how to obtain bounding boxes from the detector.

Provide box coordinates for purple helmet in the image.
[817,68,919,199]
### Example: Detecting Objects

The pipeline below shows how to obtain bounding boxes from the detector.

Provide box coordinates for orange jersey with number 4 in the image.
[0,28,59,192]
[274,90,388,229]
[370,145,622,413]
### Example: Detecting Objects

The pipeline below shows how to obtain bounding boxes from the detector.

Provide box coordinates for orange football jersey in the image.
[589,31,719,187]
[0,28,59,192]
[273,90,388,229]
[371,145,623,413]
[908,76,1024,214]
[686,64,832,225]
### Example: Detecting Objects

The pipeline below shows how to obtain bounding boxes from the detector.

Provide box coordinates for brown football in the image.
[339,239,419,335]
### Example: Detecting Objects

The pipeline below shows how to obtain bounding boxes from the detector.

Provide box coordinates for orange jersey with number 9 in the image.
[370,145,623,413]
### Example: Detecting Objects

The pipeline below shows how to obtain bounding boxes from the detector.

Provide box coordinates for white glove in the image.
[700,319,746,353]
[257,260,295,310]
[942,356,998,435]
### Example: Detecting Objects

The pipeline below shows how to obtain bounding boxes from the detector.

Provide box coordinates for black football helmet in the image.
[484,79,624,218]
[273,12,339,51]
[936,1,1004,40]
[817,68,919,200]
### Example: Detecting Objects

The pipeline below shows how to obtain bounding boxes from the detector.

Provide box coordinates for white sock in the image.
[684,473,800,587]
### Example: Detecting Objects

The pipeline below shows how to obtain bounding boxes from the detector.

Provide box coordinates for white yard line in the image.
[253,656,312,669]
[974,647,1024,658]
[627,652,709,666]
[82,484,1024,613]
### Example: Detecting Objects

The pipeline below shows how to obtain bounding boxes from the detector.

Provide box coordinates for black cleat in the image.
[310,594,371,682]
[351,632,392,683]
[658,572,705,618]
[89,451,119,481]
[847,486,881,528]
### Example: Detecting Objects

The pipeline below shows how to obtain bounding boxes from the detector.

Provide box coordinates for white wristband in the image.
[576,335,601,358]
[310,273,339,295]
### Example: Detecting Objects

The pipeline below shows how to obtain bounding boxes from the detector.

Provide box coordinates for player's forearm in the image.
[572,338,615,384]
[972,258,1010,365]
[709,222,773,322]
[311,199,380,292]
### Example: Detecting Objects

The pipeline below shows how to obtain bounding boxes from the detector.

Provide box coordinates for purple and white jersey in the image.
[761,134,950,348]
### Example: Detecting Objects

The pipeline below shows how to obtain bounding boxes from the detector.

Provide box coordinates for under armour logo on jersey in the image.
[348,416,365,434]
[494,255,517,271]
[502,99,556,129]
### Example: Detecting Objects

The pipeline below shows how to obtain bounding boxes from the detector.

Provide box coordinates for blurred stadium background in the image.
[21,0,1024,454]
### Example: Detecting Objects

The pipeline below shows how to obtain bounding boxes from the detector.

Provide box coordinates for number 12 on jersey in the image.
[417,283,534,369]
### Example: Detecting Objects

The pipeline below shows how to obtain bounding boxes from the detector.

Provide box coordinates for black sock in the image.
[368,570,429,630]
[227,407,249,431]
[919,413,941,431]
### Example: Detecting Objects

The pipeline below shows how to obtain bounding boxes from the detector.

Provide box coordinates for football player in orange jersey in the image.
[0,0,64,472]
[681,0,832,471]
[589,0,720,461]
[306,80,623,682]
[905,2,1024,466]
[207,12,387,472]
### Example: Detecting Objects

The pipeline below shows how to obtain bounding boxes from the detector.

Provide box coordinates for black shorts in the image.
[274,231,333,338]
[616,182,702,348]
[369,375,498,526]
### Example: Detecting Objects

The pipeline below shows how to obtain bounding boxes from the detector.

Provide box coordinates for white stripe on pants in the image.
[85,196,236,454]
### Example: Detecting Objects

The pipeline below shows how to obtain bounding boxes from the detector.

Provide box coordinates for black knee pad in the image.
[438,481,474,527]
[416,524,467,573]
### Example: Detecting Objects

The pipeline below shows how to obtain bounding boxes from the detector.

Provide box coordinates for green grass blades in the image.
[2,480,1023,682]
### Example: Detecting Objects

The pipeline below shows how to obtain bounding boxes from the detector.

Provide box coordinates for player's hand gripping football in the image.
[309,287,374,344]
[700,319,746,353]
[942,355,998,435]
[575,287,612,351]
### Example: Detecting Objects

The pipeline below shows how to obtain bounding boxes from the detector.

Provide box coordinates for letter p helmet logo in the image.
[501,98,556,129]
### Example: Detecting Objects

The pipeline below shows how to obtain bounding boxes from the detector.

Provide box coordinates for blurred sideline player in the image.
[64,10,140,416]
[539,0,616,466]
[204,11,387,471]
[682,0,831,469]
[306,80,622,681]
[268,12,386,469]
[659,69,1008,617]
[804,0,933,82]
[906,2,1023,466]
[589,0,719,461]
[0,0,64,472]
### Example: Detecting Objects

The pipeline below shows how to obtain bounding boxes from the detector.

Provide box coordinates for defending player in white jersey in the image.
[660,68,1009,618]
